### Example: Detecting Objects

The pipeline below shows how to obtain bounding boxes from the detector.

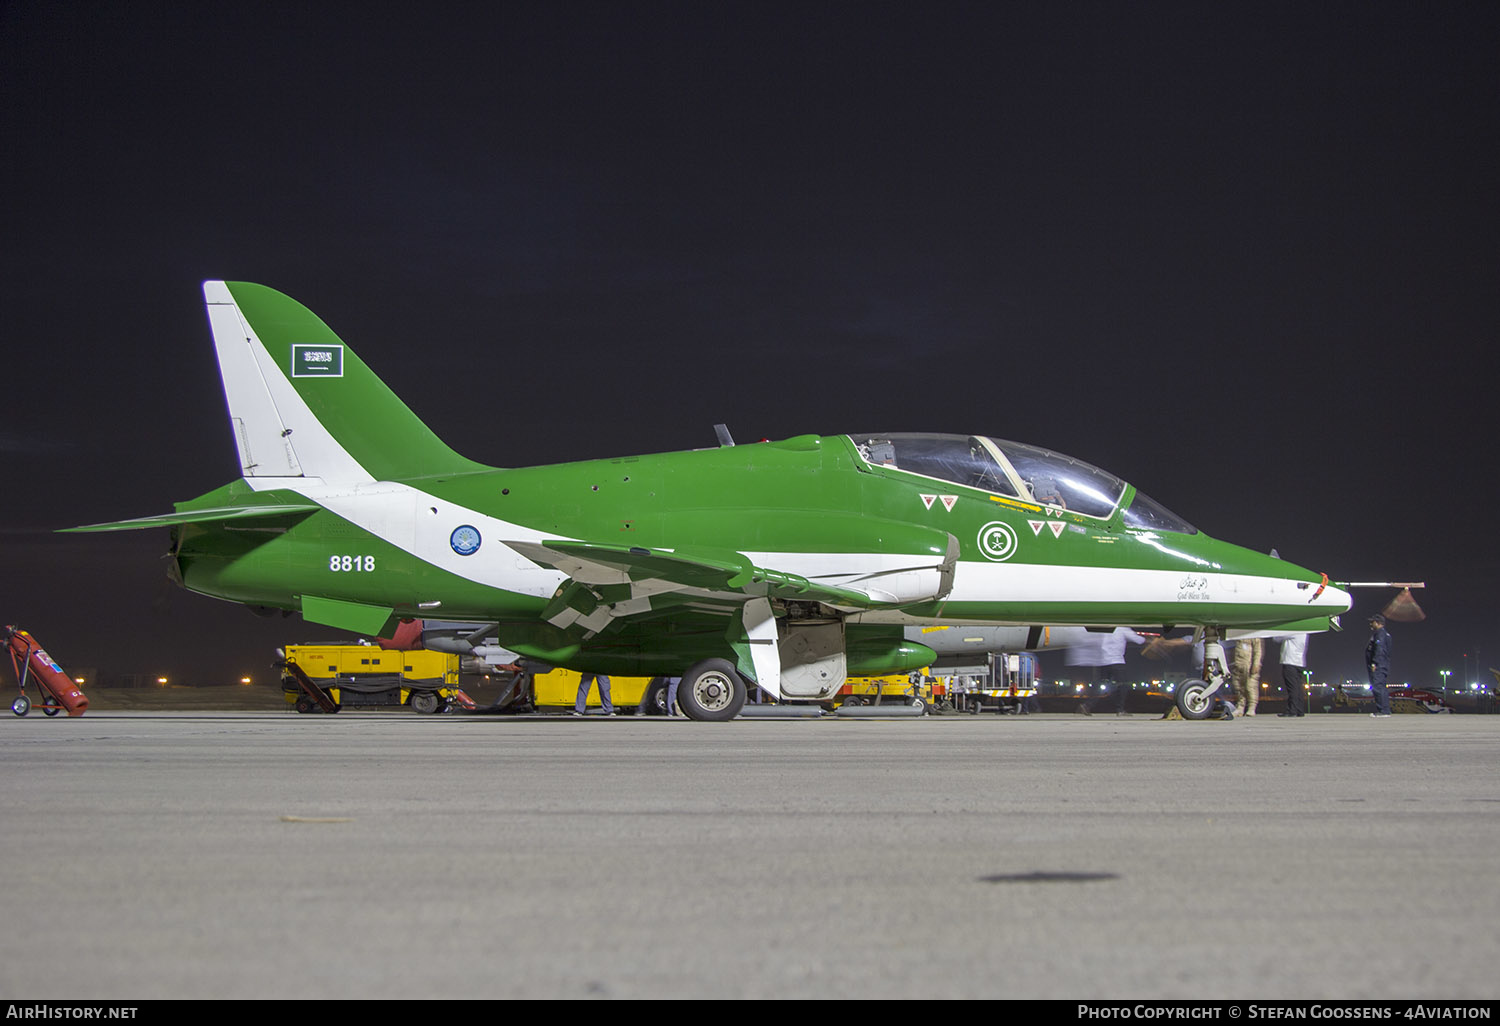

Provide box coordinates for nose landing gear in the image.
[1174,627,1232,721]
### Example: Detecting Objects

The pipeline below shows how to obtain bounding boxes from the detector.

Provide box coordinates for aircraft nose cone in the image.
[1320,583,1353,615]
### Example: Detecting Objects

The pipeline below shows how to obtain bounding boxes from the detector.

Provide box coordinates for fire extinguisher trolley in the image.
[5,625,88,717]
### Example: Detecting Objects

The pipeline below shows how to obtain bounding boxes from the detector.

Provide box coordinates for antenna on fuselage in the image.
[714,424,735,447]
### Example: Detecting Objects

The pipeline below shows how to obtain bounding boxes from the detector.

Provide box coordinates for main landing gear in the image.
[676,659,747,722]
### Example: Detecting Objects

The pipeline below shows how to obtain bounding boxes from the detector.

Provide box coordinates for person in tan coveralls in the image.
[1231,637,1264,717]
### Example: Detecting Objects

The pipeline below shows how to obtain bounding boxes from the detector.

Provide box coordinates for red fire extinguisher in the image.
[6,626,88,717]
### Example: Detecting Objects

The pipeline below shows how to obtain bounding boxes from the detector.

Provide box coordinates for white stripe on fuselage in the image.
[244,477,564,599]
[246,477,954,604]
[240,476,1348,624]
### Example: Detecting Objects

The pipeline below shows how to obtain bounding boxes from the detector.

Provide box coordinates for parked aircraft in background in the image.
[69,282,1351,719]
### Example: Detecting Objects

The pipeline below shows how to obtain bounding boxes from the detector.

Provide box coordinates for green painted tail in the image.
[204,281,485,484]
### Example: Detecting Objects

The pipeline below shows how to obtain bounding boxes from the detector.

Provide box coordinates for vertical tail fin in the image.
[203,281,484,484]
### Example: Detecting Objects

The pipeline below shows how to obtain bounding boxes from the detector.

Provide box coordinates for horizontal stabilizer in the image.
[63,503,320,533]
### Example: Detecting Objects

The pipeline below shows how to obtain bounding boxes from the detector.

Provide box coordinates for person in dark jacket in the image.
[1366,615,1392,718]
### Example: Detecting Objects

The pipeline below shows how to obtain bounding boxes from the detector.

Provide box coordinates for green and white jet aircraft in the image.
[70,282,1351,720]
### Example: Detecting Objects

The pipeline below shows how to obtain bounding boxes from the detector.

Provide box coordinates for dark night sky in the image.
[3,2,1496,688]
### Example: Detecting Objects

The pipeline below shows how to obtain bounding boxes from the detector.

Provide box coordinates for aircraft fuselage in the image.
[171,432,1344,677]
[74,282,1350,715]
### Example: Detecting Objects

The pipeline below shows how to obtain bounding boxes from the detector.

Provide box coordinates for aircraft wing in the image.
[509,537,956,700]
[64,503,321,532]
[507,538,908,622]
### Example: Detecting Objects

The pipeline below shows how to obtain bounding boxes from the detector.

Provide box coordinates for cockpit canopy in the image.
[849,433,1196,534]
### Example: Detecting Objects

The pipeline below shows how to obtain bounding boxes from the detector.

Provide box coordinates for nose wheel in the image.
[1175,679,1217,719]
[1175,628,1230,720]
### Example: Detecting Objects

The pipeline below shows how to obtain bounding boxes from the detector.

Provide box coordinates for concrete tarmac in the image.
[1,710,1496,1000]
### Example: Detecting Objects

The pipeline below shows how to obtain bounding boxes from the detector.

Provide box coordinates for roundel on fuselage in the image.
[450,525,482,556]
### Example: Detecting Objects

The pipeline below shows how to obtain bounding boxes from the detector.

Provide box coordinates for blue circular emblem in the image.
[449,525,482,556]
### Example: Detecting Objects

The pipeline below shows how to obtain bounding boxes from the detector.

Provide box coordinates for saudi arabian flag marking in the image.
[292,344,344,377]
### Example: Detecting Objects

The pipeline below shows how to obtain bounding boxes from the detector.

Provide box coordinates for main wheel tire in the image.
[678,659,746,722]
[1175,679,1215,720]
